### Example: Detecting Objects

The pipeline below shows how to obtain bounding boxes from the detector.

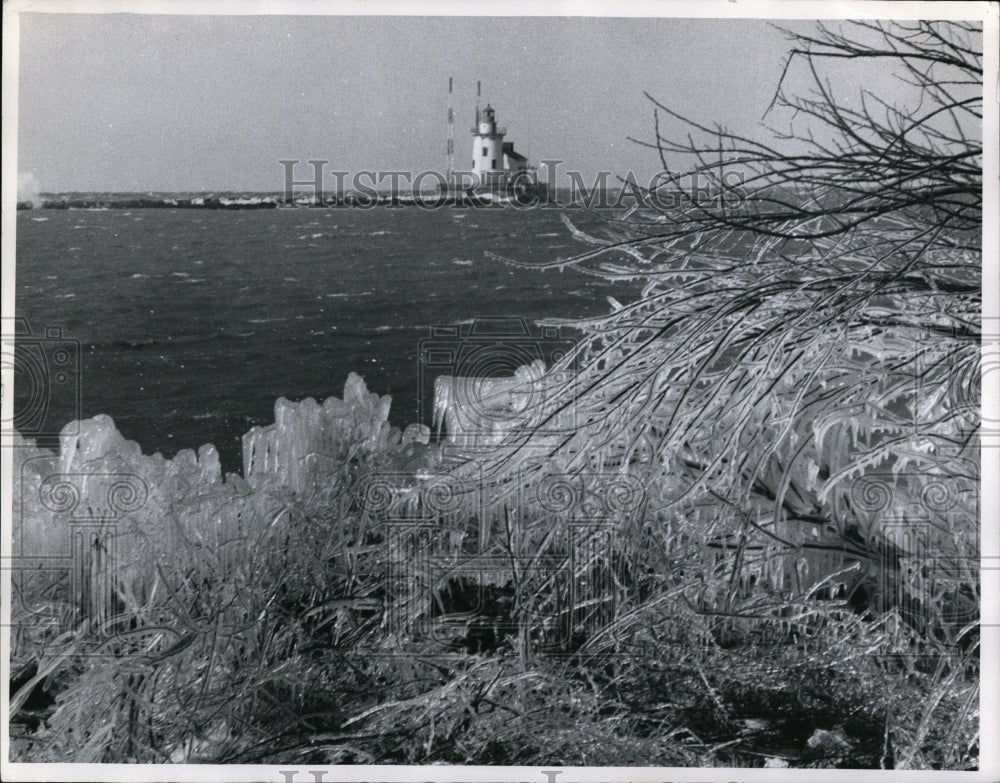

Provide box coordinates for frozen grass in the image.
[8,393,979,767]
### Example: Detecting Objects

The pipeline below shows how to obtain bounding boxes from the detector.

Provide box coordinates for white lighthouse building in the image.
[443,80,540,198]
[469,104,530,188]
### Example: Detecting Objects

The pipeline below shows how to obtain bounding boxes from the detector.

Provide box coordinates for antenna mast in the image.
[476,80,481,124]
[447,76,455,184]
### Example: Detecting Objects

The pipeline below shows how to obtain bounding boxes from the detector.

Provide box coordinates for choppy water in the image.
[14,204,635,471]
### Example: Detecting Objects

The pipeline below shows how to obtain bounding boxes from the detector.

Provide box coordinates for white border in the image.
[2,1,998,782]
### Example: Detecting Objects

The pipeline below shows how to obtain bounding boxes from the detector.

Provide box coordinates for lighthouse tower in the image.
[471,104,506,186]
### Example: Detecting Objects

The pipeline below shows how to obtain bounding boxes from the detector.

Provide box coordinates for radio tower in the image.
[446,77,455,185]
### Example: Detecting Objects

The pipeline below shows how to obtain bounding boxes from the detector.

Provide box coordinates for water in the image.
[14,204,636,472]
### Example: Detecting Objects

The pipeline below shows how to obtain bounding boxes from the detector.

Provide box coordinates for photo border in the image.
[2,1,997,781]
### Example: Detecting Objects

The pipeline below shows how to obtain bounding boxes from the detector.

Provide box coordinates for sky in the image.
[14,12,822,193]
[12,9,978,194]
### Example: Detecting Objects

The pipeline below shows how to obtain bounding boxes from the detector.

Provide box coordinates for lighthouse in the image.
[471,104,506,186]
[469,104,530,188]
[445,80,540,198]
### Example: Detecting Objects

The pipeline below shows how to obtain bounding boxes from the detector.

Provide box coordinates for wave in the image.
[324,291,374,299]
[100,334,240,351]
[372,324,429,333]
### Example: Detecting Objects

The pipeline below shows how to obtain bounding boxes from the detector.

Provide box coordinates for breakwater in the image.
[20,196,278,210]
[17,191,551,211]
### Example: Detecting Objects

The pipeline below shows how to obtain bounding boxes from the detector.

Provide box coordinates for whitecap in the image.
[324,291,374,298]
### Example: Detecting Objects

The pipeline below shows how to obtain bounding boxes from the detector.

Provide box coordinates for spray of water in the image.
[17,171,42,208]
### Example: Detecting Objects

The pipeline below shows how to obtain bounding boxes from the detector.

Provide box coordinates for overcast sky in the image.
[14,11,947,193]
